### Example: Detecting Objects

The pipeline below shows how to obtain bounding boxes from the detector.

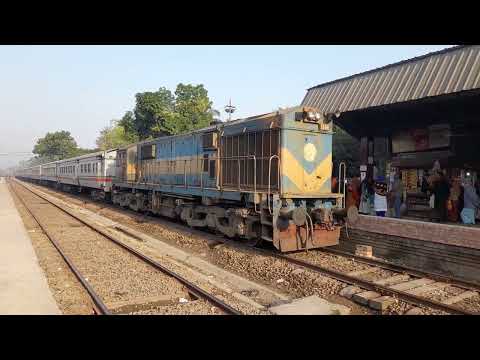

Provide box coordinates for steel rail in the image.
[17,179,478,315]
[8,182,111,315]
[271,251,478,315]
[13,179,242,315]
[319,247,480,292]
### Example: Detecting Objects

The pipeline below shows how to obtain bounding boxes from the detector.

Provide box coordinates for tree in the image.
[96,120,139,150]
[118,111,136,137]
[165,83,214,134]
[30,131,96,167]
[127,83,217,140]
[133,87,175,139]
[33,131,79,161]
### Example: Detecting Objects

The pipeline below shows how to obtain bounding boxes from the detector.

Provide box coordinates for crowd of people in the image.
[420,170,480,225]
[342,168,480,225]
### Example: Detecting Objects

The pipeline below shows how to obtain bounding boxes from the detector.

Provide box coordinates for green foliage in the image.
[166,83,215,134]
[27,130,96,167]
[133,87,175,139]
[332,124,360,178]
[118,111,136,137]
[96,120,139,150]
[128,83,216,140]
[33,131,80,160]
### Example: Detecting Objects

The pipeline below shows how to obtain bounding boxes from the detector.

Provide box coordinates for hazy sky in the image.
[0,45,451,169]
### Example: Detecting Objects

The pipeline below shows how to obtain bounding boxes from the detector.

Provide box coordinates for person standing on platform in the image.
[448,177,462,222]
[432,171,450,222]
[374,178,388,217]
[347,176,361,209]
[461,178,480,225]
[359,176,375,215]
[391,173,404,218]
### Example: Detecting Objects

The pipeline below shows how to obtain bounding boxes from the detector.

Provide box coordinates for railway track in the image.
[16,179,480,315]
[9,180,242,315]
[278,250,480,315]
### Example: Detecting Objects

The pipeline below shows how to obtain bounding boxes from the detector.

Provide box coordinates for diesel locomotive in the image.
[16,106,345,252]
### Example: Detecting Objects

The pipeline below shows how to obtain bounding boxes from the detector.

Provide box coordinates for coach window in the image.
[88,164,91,173]
[209,159,216,178]
[203,154,209,172]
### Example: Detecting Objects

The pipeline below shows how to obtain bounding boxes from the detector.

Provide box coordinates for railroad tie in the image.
[405,282,449,296]
[347,267,378,277]
[442,291,478,305]
[389,278,436,292]
[373,274,410,287]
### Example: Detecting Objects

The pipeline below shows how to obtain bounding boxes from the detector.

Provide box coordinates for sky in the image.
[0,45,452,169]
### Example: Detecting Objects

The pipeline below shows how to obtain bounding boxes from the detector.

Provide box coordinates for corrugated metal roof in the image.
[301,45,480,114]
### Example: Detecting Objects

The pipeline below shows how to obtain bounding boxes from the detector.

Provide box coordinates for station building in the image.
[301,45,480,281]
[302,45,480,220]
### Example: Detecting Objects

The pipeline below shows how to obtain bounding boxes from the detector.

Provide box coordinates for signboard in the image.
[429,124,450,149]
[392,124,450,154]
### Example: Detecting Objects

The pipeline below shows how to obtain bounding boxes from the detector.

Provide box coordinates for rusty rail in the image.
[8,181,111,315]
[12,179,242,315]
[320,247,480,292]
[16,178,478,315]
[272,252,478,315]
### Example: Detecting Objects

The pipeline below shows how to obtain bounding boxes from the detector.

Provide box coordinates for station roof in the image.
[301,45,480,115]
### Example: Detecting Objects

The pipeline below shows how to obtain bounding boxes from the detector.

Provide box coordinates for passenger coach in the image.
[17,149,117,200]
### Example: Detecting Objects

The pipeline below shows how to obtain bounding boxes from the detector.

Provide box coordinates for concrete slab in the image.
[389,278,435,292]
[269,295,350,315]
[352,291,381,306]
[107,294,188,314]
[373,274,410,286]
[442,291,478,305]
[347,267,378,277]
[0,183,60,314]
[339,285,363,299]
[369,296,395,311]
[404,307,423,315]
[406,282,449,296]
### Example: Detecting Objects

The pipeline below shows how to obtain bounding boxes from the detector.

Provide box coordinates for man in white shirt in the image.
[374,178,388,217]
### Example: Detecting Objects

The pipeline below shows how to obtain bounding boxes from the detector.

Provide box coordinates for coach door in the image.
[126,144,138,183]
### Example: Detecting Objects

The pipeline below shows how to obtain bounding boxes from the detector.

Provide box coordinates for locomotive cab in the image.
[267,107,345,251]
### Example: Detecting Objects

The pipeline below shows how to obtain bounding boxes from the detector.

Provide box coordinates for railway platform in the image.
[0,183,60,314]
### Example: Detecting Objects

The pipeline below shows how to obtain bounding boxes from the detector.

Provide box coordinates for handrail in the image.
[268,155,281,215]
[338,161,347,208]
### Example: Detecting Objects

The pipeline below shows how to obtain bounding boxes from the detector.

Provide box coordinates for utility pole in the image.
[224,99,236,122]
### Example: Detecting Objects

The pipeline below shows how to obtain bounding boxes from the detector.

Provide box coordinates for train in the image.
[16,106,345,252]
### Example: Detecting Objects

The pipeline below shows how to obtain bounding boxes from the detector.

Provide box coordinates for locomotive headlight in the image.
[305,111,321,122]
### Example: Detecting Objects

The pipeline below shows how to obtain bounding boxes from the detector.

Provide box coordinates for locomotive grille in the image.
[220,129,280,191]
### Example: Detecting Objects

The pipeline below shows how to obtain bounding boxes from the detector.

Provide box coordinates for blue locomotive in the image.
[112,106,344,252]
